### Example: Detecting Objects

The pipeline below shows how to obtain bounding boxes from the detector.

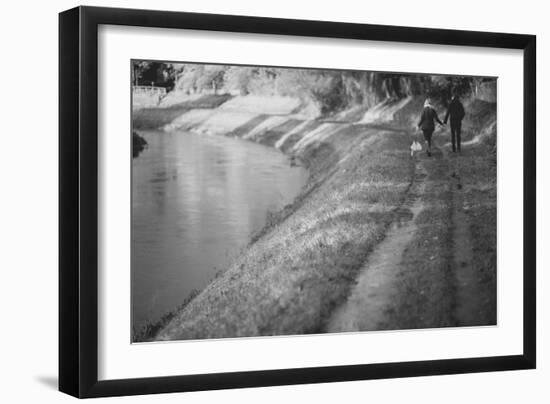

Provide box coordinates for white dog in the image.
[410,140,423,157]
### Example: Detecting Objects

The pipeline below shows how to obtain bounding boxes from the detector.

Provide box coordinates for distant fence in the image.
[133,85,167,97]
[132,86,167,109]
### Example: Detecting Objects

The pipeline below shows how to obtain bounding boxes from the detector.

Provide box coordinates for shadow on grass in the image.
[132,94,232,130]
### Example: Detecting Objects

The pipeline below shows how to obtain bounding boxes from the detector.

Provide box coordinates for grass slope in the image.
[132,94,232,130]
[156,123,415,340]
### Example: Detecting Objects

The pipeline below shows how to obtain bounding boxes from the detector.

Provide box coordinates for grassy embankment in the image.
[134,95,417,341]
[132,94,497,340]
[132,94,232,130]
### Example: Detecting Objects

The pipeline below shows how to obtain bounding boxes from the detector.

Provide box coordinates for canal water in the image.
[132,130,308,331]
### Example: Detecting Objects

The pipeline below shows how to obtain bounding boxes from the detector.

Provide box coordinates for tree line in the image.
[133,61,495,115]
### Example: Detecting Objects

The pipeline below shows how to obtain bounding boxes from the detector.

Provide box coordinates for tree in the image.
[224,66,253,95]
[195,65,226,94]
[132,61,151,86]
[175,65,205,93]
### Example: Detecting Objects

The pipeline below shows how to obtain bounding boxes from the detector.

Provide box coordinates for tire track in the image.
[446,153,487,326]
[325,155,427,332]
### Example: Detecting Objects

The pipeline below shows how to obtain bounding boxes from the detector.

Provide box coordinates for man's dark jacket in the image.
[444,98,465,125]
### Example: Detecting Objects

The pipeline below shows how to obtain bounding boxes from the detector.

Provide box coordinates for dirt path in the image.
[326,160,427,332]
[325,139,489,333]
[446,151,490,326]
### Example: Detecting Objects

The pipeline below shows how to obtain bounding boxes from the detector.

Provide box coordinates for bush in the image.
[132,131,147,158]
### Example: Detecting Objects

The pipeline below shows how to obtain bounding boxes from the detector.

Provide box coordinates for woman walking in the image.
[418,98,444,157]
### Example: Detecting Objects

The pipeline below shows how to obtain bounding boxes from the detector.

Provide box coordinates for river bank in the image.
[132,94,497,341]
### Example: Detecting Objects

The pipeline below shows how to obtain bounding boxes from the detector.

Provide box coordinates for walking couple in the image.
[418,93,465,156]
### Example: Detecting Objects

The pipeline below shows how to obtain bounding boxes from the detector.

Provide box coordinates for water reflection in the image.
[132,130,308,329]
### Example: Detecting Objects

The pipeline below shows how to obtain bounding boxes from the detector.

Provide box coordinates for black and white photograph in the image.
[131,61,498,343]
[1,0,545,401]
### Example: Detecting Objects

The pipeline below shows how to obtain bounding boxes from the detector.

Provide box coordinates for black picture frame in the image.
[59,5,536,398]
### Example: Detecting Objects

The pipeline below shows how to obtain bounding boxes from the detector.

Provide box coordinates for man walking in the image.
[444,92,466,152]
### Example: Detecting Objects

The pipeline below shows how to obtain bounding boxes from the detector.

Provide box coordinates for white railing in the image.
[132,85,167,97]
